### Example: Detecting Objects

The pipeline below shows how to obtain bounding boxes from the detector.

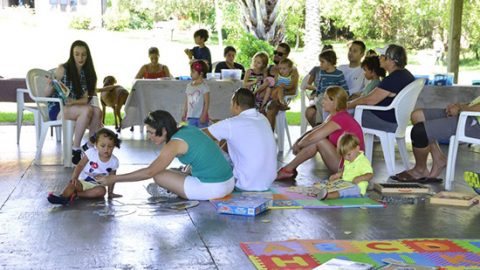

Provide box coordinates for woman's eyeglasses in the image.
[273,50,284,57]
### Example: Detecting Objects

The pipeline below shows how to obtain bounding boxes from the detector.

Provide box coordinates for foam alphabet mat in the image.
[211,187,384,210]
[240,238,480,269]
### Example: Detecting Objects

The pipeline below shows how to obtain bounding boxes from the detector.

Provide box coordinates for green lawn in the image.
[2,111,303,126]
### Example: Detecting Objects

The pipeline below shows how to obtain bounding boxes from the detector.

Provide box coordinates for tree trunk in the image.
[238,0,285,45]
[303,0,321,71]
[214,0,223,48]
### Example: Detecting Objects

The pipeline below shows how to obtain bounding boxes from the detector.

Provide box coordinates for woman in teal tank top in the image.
[96,110,234,200]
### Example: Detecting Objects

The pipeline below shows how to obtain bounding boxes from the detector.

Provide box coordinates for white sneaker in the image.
[145,183,177,198]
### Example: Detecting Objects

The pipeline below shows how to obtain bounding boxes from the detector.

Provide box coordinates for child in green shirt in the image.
[318,133,374,200]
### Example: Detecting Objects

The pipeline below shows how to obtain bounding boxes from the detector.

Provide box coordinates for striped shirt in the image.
[316,69,349,95]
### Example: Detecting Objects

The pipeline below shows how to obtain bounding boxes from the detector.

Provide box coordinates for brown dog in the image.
[97,76,129,132]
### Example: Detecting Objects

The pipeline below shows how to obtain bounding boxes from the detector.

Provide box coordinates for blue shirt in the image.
[373,69,415,122]
[316,69,349,95]
[192,46,212,72]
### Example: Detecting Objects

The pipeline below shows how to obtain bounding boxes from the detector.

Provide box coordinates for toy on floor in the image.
[374,183,430,194]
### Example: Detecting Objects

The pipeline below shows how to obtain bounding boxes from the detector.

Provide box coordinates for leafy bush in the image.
[220,0,243,41]
[103,9,130,31]
[226,33,274,69]
[69,16,92,30]
[128,8,154,30]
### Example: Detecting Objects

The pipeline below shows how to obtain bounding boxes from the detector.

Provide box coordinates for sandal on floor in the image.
[391,171,425,183]
[419,177,443,183]
[276,167,298,181]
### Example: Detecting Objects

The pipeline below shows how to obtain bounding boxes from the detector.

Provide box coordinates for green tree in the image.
[238,0,285,45]
[303,0,321,69]
[283,0,305,49]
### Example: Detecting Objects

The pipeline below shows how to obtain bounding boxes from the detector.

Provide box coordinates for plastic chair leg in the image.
[300,90,307,135]
[284,115,292,149]
[63,120,75,167]
[397,137,410,171]
[35,124,50,164]
[16,111,23,144]
[445,135,458,190]
[54,126,61,142]
[379,134,395,176]
[275,112,285,152]
[364,133,374,163]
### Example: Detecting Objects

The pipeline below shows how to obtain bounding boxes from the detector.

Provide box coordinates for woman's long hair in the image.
[64,40,97,97]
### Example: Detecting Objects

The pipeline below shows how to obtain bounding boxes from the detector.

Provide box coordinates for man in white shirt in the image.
[338,40,366,95]
[204,88,277,191]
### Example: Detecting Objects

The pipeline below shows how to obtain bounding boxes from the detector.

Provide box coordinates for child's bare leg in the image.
[61,180,82,198]
[77,186,107,199]
[272,86,287,105]
[261,88,272,109]
[325,191,339,200]
[277,87,285,104]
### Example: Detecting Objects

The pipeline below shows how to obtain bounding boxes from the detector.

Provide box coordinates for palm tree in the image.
[303,0,321,70]
[238,0,286,45]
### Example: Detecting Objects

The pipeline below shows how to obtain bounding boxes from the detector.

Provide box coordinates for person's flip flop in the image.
[390,171,425,183]
[419,177,443,183]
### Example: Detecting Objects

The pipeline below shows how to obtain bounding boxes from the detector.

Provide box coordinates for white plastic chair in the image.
[16,87,40,145]
[275,82,300,153]
[299,74,311,135]
[444,111,480,190]
[26,68,75,167]
[17,69,60,145]
[354,79,425,176]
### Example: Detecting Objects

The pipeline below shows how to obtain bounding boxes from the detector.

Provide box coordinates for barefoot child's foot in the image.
[108,193,123,199]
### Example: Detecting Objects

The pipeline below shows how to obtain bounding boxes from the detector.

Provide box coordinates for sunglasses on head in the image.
[273,50,284,57]
[382,52,399,63]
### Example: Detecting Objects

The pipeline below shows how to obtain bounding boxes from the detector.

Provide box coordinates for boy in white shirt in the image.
[338,40,366,95]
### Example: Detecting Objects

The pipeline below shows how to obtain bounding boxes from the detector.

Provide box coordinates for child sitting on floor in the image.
[318,133,373,200]
[47,128,122,205]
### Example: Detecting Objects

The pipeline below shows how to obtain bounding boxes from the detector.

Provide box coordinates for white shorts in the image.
[184,176,235,200]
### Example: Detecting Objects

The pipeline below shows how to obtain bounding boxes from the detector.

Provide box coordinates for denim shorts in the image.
[187,117,209,128]
[338,185,362,198]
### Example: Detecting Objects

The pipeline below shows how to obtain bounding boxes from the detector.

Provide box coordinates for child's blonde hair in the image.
[251,52,269,69]
[279,58,293,68]
[337,133,359,157]
[325,86,348,111]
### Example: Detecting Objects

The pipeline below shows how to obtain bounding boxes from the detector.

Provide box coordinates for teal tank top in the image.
[171,126,233,183]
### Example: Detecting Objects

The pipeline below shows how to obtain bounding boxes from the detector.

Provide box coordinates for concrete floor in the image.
[1,125,479,269]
